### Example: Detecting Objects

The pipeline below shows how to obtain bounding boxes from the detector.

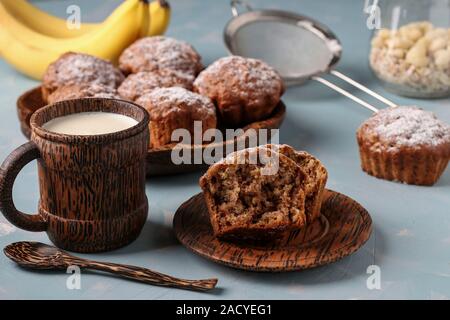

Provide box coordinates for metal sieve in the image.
[224,0,400,113]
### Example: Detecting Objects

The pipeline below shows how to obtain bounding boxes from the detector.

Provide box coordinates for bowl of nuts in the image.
[368,0,450,98]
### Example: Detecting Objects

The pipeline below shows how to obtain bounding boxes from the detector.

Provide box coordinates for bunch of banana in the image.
[0,0,170,79]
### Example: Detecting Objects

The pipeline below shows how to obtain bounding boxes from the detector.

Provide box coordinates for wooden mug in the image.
[0,98,149,253]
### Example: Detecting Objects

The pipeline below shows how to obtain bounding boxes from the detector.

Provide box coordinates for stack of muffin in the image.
[41,36,285,149]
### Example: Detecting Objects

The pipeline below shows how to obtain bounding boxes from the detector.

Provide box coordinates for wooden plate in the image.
[173,189,372,272]
[16,86,286,176]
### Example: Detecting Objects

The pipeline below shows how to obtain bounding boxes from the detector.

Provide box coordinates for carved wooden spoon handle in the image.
[75,259,218,292]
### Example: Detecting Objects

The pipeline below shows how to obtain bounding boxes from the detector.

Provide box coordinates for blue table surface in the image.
[0,0,449,300]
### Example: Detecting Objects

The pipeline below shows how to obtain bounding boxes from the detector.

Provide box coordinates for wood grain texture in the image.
[4,242,218,292]
[0,142,47,231]
[17,86,286,176]
[2,98,149,253]
[173,189,372,272]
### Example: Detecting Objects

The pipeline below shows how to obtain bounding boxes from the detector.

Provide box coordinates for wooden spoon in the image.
[3,241,218,292]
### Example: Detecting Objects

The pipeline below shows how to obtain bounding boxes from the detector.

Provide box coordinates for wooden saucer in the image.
[173,190,372,272]
[16,86,286,176]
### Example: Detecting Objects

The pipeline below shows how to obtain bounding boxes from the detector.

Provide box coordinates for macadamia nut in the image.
[370,21,450,96]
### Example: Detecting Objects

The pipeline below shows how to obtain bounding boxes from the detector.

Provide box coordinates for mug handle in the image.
[0,141,47,231]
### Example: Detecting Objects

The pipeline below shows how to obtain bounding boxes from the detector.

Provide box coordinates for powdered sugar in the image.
[47,83,120,104]
[195,56,282,93]
[193,56,284,126]
[119,36,203,76]
[152,87,211,105]
[137,87,215,118]
[367,106,450,147]
[44,53,124,90]
[118,70,194,101]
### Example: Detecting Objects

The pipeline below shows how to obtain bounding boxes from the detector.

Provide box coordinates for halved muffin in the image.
[199,146,307,240]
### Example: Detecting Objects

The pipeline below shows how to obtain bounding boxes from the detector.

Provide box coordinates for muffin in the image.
[42,52,124,102]
[199,146,307,240]
[47,84,120,104]
[118,36,203,76]
[357,106,450,185]
[136,87,217,148]
[118,70,194,101]
[265,144,328,222]
[193,56,284,126]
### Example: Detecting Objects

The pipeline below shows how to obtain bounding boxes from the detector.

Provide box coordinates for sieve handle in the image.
[312,69,400,113]
[329,70,398,108]
[230,0,253,17]
[311,76,380,113]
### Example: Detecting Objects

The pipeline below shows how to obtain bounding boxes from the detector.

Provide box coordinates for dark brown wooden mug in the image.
[0,98,149,253]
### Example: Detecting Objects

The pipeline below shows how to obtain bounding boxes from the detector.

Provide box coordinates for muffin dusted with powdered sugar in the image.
[135,87,217,148]
[118,70,194,102]
[47,83,120,104]
[42,52,124,102]
[357,106,450,185]
[193,56,284,126]
[118,36,203,77]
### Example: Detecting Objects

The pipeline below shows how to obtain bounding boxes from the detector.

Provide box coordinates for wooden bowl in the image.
[16,86,286,176]
[173,189,372,272]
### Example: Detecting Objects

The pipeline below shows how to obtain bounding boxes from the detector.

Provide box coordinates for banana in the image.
[0,0,142,78]
[0,26,61,79]
[138,0,151,38]
[0,0,170,38]
[137,0,170,37]
[0,0,171,80]
[148,0,171,36]
[0,0,97,38]
[0,0,142,51]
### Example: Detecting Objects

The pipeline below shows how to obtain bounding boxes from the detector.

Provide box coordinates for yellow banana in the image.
[136,0,171,38]
[0,26,61,79]
[0,0,144,79]
[0,0,97,38]
[0,0,171,53]
[0,0,171,79]
[148,0,171,36]
[0,0,170,39]
[0,0,141,51]
[138,0,151,37]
